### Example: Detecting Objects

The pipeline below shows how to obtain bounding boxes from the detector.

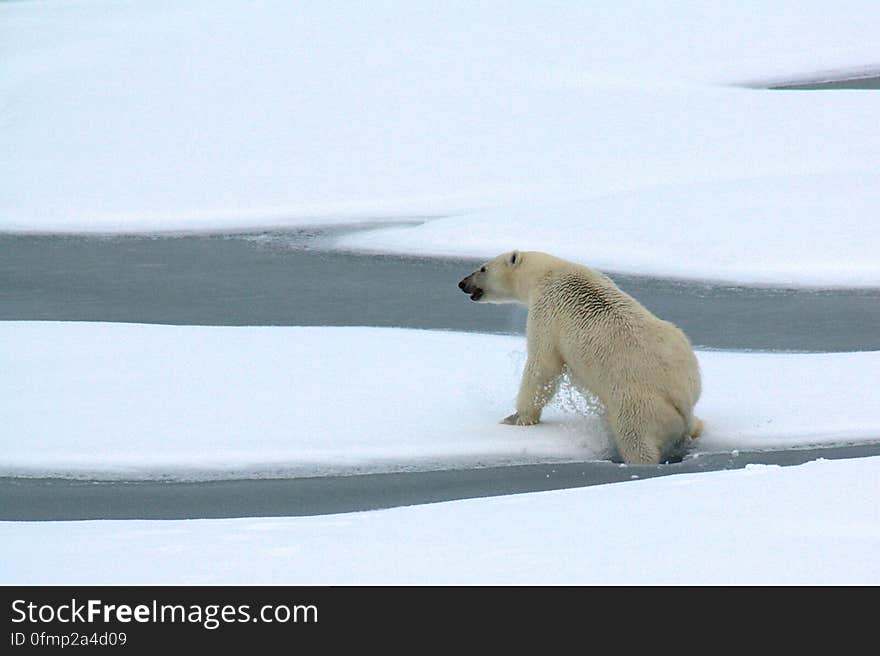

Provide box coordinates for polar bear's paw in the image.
[501,413,539,426]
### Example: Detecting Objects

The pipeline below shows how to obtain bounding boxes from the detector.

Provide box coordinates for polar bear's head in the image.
[458,250,523,304]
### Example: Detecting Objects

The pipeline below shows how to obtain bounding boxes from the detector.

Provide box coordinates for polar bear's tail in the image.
[688,416,704,440]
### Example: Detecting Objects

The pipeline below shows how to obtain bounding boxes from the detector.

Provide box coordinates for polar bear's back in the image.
[532,265,701,412]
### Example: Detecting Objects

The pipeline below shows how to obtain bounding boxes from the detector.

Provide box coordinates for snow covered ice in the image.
[2,0,880,584]
[3,322,879,481]
[3,456,879,585]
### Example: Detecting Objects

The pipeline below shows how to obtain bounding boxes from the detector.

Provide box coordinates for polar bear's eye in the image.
[480,267,486,273]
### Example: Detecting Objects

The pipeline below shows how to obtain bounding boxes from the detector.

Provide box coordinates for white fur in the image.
[460,250,703,464]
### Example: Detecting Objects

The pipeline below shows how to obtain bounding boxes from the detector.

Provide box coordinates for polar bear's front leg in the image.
[503,353,562,426]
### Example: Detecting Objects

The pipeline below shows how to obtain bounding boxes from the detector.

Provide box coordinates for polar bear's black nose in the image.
[458,279,467,290]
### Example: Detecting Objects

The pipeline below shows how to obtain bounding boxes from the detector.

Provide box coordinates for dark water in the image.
[771,75,880,90]
[4,442,879,520]
[2,230,879,352]
[0,231,524,335]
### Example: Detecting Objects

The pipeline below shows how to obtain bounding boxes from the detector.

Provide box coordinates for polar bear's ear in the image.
[509,250,521,266]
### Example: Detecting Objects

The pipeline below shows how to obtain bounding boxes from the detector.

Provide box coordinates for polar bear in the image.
[458,250,703,465]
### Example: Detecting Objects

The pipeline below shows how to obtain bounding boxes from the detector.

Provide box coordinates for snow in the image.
[2,322,878,481]
[3,456,879,584]
[2,1,880,284]
[338,172,880,287]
